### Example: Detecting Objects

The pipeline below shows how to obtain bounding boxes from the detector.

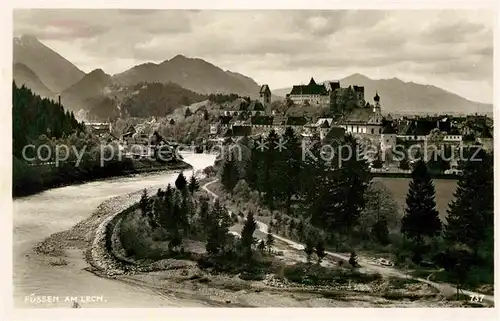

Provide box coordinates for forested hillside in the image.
[121,82,207,117]
[12,82,83,158]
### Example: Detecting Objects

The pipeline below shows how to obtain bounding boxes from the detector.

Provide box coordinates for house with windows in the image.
[336,93,383,135]
[287,77,330,106]
[287,77,365,108]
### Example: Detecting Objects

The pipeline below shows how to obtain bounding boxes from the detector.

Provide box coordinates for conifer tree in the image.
[401,159,442,262]
[221,156,239,193]
[245,137,262,190]
[446,149,493,260]
[139,189,151,217]
[263,129,281,210]
[402,159,442,239]
[188,174,200,194]
[331,134,371,235]
[315,240,327,264]
[349,252,358,267]
[258,240,266,253]
[175,172,188,191]
[279,127,302,214]
[300,133,327,225]
[241,211,257,259]
[266,230,275,253]
[372,218,390,245]
[205,200,230,254]
[198,196,211,235]
[304,238,315,263]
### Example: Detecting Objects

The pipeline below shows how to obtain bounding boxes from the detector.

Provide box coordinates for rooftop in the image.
[260,84,271,94]
[289,77,328,96]
[323,126,346,142]
[338,107,376,125]
[251,115,274,125]
[286,116,309,126]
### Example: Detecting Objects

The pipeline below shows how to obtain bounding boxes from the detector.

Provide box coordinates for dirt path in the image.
[201,179,494,304]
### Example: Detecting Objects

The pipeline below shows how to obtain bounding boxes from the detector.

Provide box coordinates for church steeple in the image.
[308,77,317,86]
[373,91,381,113]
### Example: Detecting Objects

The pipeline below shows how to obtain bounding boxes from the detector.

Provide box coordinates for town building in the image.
[84,122,112,137]
[336,92,383,135]
[286,77,365,108]
[287,77,330,106]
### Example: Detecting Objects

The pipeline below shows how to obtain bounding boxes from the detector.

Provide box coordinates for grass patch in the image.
[388,277,420,288]
[282,262,382,286]
[197,250,274,276]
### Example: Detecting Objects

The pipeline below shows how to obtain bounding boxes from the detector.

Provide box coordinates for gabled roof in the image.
[325,81,340,91]
[401,120,437,136]
[121,124,137,136]
[229,125,252,137]
[251,115,274,125]
[315,118,333,127]
[260,84,271,94]
[324,126,346,142]
[273,115,287,126]
[320,120,330,128]
[286,116,308,126]
[382,124,396,134]
[339,108,376,125]
[289,78,328,96]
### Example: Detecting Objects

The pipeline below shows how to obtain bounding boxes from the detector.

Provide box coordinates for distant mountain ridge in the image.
[13,63,54,99]
[111,54,262,98]
[13,35,85,93]
[62,69,112,100]
[13,35,492,118]
[274,73,492,116]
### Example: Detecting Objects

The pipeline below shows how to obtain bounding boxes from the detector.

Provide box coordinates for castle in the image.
[286,77,365,107]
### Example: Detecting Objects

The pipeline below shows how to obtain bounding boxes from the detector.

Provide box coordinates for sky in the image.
[13,9,494,103]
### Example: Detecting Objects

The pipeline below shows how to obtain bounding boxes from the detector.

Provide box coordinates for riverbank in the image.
[13,158,192,198]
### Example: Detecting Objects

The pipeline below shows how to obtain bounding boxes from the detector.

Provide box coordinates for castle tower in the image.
[259,84,271,106]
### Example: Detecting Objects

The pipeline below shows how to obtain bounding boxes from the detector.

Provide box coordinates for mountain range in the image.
[112,54,261,97]
[274,73,492,116]
[13,63,54,99]
[12,35,492,118]
[14,35,85,93]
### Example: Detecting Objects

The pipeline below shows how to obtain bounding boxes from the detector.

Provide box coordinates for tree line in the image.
[12,83,136,196]
[13,82,84,159]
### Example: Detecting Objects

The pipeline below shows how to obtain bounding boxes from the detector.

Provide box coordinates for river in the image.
[13,153,216,308]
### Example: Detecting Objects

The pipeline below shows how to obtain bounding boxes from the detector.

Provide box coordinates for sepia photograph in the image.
[9,3,495,314]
